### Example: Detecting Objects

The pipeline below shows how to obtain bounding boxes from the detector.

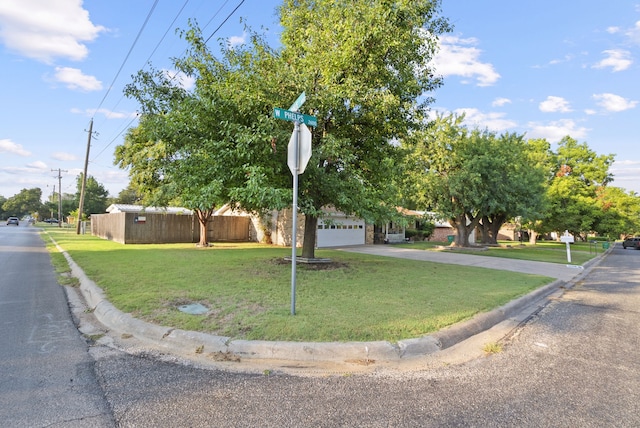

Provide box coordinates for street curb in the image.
[54,238,609,364]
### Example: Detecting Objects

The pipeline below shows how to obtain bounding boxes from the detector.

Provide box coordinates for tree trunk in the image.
[195,208,214,247]
[481,213,506,245]
[528,229,538,245]
[450,213,481,247]
[450,214,470,247]
[301,214,318,259]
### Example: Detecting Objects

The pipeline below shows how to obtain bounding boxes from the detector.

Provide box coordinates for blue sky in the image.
[0,1,639,202]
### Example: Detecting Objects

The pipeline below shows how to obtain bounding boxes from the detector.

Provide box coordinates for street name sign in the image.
[288,92,306,112]
[273,107,317,127]
[274,97,316,316]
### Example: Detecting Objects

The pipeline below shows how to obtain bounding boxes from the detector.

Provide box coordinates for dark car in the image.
[6,217,19,226]
[622,237,640,249]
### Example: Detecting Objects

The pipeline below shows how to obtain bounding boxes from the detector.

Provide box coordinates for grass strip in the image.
[397,241,599,265]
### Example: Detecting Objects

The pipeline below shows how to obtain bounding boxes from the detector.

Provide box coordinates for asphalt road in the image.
[0,224,114,426]
[89,241,639,427]
[2,224,639,427]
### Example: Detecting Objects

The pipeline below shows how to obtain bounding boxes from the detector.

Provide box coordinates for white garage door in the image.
[316,217,366,247]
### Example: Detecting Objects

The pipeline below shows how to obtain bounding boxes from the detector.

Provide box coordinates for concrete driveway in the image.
[337,244,591,281]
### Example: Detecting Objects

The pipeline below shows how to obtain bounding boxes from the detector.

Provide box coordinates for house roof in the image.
[105,204,193,215]
[399,208,452,228]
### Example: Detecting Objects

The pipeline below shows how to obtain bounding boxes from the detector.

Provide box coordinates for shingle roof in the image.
[105,204,193,215]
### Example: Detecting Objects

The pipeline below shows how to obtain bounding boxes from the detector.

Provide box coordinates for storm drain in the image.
[178,303,209,315]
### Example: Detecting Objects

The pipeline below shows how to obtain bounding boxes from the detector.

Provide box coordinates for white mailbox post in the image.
[560,230,575,263]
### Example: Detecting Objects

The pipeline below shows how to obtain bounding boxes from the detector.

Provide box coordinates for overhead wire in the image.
[92,0,161,117]
[90,0,246,165]
[205,0,245,44]
[91,0,192,162]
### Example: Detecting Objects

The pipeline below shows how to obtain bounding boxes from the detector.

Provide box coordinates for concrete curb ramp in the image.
[59,242,604,365]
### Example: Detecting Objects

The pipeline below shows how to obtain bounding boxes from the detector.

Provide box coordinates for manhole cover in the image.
[178,303,209,315]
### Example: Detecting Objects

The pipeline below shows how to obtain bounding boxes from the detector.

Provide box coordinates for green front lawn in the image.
[43,227,555,343]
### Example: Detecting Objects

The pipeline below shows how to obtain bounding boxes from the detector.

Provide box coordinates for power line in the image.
[93,0,192,135]
[90,0,246,165]
[93,0,161,116]
[204,0,245,44]
[91,114,139,161]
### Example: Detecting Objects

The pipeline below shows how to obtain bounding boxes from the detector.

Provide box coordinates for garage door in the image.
[316,217,366,247]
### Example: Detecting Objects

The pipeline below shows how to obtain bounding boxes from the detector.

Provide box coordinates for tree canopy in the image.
[117,1,451,254]
[402,114,547,246]
[116,28,289,246]
[74,174,109,216]
[276,0,451,257]
[542,136,616,239]
[2,188,43,218]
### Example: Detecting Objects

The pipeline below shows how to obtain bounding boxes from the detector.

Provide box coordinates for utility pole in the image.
[76,119,96,234]
[51,168,68,228]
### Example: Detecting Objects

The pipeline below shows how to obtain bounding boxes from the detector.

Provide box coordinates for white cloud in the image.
[0,0,105,63]
[606,26,621,34]
[625,20,640,44]
[548,54,578,66]
[51,152,78,161]
[453,108,517,131]
[526,119,589,142]
[611,159,640,193]
[228,32,247,47]
[0,138,31,156]
[539,96,572,113]
[593,49,632,72]
[492,97,511,107]
[54,67,102,91]
[26,160,48,170]
[162,69,196,90]
[70,107,136,119]
[2,161,49,173]
[593,93,638,112]
[431,35,500,86]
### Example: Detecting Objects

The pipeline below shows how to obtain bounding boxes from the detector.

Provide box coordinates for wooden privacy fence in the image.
[91,212,251,244]
[206,216,251,242]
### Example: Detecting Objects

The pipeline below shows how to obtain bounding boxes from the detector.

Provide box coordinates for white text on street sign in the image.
[274,107,317,127]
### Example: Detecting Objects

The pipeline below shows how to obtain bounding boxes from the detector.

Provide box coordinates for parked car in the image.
[6,217,19,226]
[622,237,640,249]
[44,218,59,224]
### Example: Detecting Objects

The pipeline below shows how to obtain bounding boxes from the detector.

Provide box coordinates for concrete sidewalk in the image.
[337,245,589,281]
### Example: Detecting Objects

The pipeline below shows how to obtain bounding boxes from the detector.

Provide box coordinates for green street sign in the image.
[288,92,306,112]
[273,107,317,127]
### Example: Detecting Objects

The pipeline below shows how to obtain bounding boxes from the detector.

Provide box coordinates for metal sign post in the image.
[290,121,300,315]
[273,95,316,316]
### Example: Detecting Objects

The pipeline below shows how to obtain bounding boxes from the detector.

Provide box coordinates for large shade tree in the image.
[2,188,44,218]
[116,30,289,246]
[275,0,451,257]
[74,174,109,216]
[594,186,640,238]
[475,133,547,245]
[543,136,615,240]
[117,1,450,255]
[403,114,483,246]
[403,114,546,247]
